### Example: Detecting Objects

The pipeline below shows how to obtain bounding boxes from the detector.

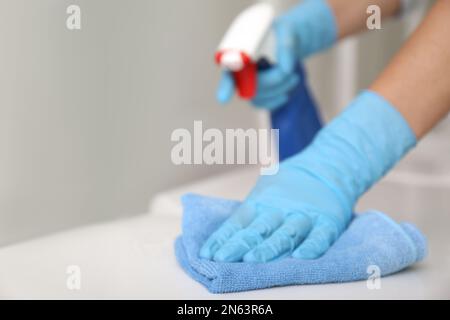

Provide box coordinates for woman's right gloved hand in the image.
[200,91,417,263]
[216,0,338,110]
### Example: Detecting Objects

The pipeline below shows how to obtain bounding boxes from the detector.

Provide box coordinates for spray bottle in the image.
[215,2,322,161]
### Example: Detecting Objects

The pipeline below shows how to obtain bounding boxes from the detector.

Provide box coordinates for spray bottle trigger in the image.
[233,58,257,99]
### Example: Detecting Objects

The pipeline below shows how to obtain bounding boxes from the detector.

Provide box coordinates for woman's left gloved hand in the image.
[217,0,338,110]
[200,91,417,263]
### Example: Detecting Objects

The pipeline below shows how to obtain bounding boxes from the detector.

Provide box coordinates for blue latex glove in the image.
[200,91,417,262]
[217,0,337,110]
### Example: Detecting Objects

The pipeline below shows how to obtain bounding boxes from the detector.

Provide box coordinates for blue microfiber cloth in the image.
[174,193,427,294]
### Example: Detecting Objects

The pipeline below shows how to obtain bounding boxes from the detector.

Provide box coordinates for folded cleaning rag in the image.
[175,194,427,294]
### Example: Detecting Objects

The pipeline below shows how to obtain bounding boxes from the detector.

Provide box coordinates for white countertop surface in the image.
[0,167,449,299]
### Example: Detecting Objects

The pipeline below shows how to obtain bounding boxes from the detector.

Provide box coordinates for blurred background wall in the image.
[0,0,431,246]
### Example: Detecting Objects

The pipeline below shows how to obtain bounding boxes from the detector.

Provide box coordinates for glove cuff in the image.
[283,0,338,59]
[336,90,417,181]
[285,90,417,211]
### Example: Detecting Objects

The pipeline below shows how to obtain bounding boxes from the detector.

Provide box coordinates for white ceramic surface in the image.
[0,165,449,299]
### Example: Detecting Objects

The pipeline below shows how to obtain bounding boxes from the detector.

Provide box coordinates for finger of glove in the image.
[253,73,299,102]
[199,203,256,260]
[199,219,241,260]
[292,218,339,260]
[243,212,313,263]
[213,206,284,262]
[216,71,235,104]
[256,64,292,90]
[274,21,296,75]
[251,94,289,111]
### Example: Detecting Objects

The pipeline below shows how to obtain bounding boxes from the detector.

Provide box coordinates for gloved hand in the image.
[200,91,417,262]
[217,0,338,110]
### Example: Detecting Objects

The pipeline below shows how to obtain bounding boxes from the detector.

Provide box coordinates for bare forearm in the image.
[371,0,450,139]
[328,0,402,39]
